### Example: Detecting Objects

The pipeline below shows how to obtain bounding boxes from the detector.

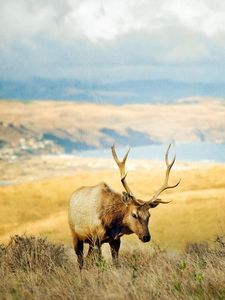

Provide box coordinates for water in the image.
[77,142,225,162]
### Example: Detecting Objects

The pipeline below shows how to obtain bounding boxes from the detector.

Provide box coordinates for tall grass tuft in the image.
[0,235,67,273]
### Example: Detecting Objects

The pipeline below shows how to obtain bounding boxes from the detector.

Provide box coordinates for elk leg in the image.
[94,238,102,260]
[87,240,102,264]
[109,239,121,265]
[97,244,102,260]
[74,239,84,269]
[70,229,84,269]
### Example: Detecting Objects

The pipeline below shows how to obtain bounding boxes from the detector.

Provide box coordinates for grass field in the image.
[1,158,225,299]
[0,160,225,251]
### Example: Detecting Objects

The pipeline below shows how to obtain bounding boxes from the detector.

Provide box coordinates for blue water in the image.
[78,142,225,162]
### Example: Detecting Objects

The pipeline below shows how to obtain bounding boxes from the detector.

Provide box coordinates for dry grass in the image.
[0,235,67,273]
[0,235,224,300]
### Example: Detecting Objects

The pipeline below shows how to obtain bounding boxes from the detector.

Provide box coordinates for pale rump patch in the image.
[68,183,107,241]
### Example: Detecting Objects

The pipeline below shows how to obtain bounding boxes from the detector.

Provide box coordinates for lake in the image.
[78,142,225,163]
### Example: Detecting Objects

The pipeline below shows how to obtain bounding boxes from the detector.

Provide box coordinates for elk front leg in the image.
[70,229,84,269]
[109,239,121,266]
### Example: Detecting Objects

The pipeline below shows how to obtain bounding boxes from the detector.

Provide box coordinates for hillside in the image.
[0,98,225,158]
[0,161,225,250]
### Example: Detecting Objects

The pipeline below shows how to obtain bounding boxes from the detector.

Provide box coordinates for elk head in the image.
[111,144,180,243]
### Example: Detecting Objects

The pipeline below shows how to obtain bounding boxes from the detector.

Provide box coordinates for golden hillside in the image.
[0,99,225,156]
[1,159,224,250]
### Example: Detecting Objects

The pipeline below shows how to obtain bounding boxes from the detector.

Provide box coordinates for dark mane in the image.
[98,184,128,238]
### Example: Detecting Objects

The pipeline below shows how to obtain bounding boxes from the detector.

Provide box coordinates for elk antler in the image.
[111,145,134,197]
[147,144,180,206]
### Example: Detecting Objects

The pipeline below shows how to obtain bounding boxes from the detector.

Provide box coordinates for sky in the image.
[0,0,225,82]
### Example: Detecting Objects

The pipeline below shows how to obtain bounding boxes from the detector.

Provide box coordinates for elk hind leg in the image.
[95,238,102,261]
[89,237,102,262]
[75,239,84,269]
[71,231,84,269]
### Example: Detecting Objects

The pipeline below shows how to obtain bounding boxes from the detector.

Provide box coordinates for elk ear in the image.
[149,202,160,208]
[122,191,134,205]
[148,198,171,208]
[148,198,162,208]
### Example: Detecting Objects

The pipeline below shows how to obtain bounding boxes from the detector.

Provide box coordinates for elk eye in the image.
[132,213,138,219]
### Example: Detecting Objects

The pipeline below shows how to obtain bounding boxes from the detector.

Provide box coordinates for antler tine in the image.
[165,143,171,166]
[111,144,134,196]
[165,144,176,170]
[122,148,130,164]
[148,144,180,205]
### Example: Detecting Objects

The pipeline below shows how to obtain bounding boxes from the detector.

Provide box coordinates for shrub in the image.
[0,235,67,273]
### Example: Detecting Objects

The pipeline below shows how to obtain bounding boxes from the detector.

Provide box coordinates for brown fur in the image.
[99,185,126,227]
[97,184,151,242]
[98,185,132,241]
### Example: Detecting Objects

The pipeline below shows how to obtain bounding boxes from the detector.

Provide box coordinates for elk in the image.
[68,145,180,268]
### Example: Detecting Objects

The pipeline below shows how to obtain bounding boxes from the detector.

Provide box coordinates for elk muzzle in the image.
[139,233,151,243]
[142,235,151,242]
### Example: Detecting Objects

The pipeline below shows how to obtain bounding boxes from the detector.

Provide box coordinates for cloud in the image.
[1,0,225,42]
[0,0,225,81]
[165,0,225,37]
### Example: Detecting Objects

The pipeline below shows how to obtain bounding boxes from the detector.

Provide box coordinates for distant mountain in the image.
[0,78,225,104]
[0,99,225,159]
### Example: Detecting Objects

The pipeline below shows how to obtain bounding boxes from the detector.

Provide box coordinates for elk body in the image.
[68,145,180,268]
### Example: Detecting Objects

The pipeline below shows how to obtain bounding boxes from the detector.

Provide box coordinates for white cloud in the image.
[165,0,225,36]
[0,0,225,80]
[1,0,225,42]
